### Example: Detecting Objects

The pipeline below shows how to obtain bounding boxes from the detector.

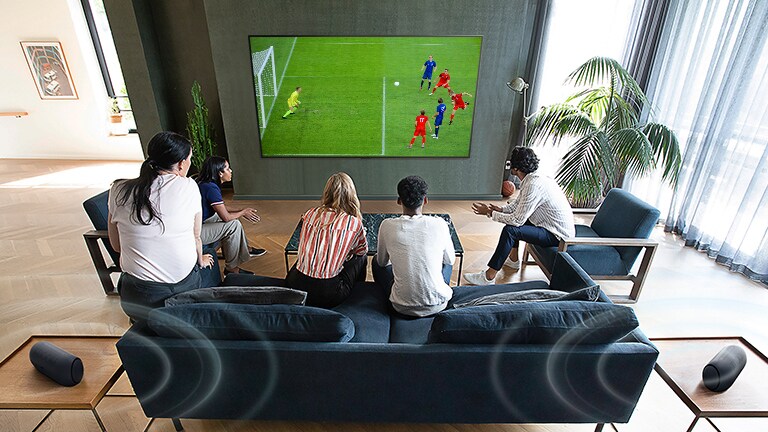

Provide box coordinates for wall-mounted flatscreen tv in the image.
[249,36,482,157]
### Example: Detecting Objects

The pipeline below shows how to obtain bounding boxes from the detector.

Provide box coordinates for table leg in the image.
[685,414,700,432]
[594,423,604,432]
[142,418,156,432]
[456,254,464,286]
[284,252,289,274]
[31,410,54,432]
[704,418,722,432]
[92,408,108,432]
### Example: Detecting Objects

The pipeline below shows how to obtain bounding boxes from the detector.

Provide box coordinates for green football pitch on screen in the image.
[249,36,481,157]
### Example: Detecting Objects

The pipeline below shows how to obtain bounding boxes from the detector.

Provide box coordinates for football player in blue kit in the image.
[432,98,447,139]
[420,55,437,91]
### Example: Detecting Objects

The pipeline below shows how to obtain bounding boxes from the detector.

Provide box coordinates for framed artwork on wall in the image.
[20,41,78,100]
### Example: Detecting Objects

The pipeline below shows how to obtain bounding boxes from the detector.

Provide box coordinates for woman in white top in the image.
[108,131,214,321]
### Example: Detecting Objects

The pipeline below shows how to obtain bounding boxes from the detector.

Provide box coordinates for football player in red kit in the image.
[429,69,451,95]
[448,89,473,125]
[409,110,433,149]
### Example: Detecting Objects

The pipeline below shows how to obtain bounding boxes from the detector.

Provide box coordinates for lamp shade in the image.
[506,77,529,93]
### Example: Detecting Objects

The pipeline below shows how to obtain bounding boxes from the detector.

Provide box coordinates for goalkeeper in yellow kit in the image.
[282,86,302,119]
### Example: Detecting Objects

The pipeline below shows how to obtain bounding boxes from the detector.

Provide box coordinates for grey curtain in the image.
[630,0,768,284]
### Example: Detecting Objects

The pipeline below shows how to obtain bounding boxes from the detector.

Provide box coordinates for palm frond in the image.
[555,131,614,204]
[525,104,591,146]
[610,128,654,180]
[644,123,682,185]
[566,57,649,107]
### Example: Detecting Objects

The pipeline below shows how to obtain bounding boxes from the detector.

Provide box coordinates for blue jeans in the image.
[371,258,452,295]
[488,222,559,270]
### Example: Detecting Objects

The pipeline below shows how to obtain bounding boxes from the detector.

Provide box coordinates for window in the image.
[81,0,136,132]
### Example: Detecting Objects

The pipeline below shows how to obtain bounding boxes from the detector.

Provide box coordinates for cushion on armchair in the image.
[428,301,638,345]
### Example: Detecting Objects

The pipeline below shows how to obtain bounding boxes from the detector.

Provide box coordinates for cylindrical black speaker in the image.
[702,345,747,392]
[29,342,84,387]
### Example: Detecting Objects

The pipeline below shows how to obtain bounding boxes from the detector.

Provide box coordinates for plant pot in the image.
[109,113,123,123]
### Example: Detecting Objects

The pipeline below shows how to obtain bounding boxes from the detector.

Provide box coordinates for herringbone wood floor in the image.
[1,160,767,431]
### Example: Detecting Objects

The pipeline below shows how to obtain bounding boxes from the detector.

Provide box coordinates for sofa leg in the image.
[172,418,184,431]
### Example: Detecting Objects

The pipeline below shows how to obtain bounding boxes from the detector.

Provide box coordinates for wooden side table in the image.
[651,336,768,431]
[0,335,141,432]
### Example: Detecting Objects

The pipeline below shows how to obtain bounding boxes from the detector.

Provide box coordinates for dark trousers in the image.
[371,258,452,296]
[285,255,367,308]
[118,266,201,322]
[488,222,559,271]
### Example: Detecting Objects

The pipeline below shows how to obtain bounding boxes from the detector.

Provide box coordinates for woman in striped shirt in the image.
[286,172,368,308]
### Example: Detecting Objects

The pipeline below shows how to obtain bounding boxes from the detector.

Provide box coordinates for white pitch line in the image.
[381,76,386,155]
[264,37,297,131]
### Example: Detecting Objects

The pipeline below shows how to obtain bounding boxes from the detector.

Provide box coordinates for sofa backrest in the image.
[591,188,660,267]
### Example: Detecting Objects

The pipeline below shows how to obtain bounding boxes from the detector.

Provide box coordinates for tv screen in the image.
[249,36,481,157]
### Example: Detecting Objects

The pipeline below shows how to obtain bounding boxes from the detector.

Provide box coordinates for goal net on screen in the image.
[251,46,277,133]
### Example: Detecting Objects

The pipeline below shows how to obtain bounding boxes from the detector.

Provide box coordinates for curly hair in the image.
[509,146,539,174]
[397,175,429,210]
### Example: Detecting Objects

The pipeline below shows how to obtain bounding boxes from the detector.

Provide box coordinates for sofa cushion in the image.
[449,280,551,308]
[333,281,391,343]
[452,286,600,308]
[147,303,355,342]
[164,286,307,307]
[389,314,435,344]
[386,281,551,344]
[428,301,638,345]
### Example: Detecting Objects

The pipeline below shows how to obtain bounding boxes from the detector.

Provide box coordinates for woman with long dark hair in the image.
[197,156,265,275]
[108,131,213,321]
[285,172,368,308]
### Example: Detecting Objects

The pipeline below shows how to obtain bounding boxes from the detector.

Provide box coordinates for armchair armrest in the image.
[83,229,120,295]
[84,229,110,240]
[557,236,657,304]
[558,237,658,251]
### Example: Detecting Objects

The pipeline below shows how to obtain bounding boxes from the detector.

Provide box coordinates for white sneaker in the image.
[432,135,438,139]
[504,258,521,270]
[464,271,495,286]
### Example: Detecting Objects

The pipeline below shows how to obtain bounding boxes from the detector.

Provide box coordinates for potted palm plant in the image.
[186,81,216,171]
[109,98,122,123]
[525,57,681,207]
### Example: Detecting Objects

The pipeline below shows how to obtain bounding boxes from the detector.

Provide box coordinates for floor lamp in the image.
[505,77,529,186]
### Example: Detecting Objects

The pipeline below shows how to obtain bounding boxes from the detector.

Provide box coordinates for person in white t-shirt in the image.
[372,175,455,317]
[108,131,214,321]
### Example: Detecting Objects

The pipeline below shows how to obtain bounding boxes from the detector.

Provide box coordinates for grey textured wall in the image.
[204,0,538,199]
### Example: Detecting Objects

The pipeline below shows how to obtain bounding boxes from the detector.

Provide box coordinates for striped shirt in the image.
[296,207,368,279]
[491,172,575,241]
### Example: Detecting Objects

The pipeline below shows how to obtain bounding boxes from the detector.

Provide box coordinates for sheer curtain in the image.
[627,0,768,284]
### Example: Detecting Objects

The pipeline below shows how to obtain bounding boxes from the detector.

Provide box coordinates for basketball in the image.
[501,180,516,197]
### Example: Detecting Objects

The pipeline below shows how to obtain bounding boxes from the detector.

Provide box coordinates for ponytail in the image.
[115,131,192,227]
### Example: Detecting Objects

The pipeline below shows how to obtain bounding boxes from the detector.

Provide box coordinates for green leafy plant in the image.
[109,97,121,114]
[526,57,681,207]
[186,81,216,170]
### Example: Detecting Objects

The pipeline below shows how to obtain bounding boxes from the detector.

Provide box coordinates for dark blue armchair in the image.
[523,188,660,303]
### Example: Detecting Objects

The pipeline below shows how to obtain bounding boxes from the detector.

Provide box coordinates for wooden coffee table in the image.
[0,335,133,431]
[652,336,768,431]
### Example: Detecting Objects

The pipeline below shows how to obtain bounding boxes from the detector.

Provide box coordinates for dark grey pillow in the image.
[452,286,601,308]
[165,286,307,307]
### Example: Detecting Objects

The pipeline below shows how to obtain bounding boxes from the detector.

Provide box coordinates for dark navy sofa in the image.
[117,253,658,429]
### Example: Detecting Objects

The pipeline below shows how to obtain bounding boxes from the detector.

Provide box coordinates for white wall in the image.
[0,0,143,160]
